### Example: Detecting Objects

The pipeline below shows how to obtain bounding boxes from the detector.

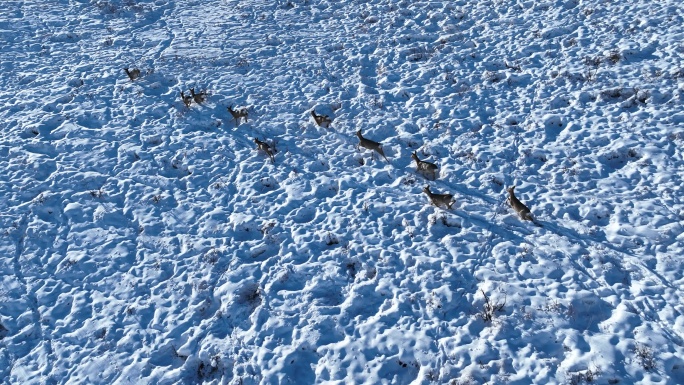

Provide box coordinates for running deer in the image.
[356,129,388,162]
[310,109,332,128]
[507,186,532,221]
[411,151,438,180]
[124,68,141,81]
[190,88,206,104]
[254,138,275,163]
[422,186,454,209]
[180,91,193,107]
[228,105,249,126]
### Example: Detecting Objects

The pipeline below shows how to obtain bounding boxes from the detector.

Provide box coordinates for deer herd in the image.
[124,67,535,223]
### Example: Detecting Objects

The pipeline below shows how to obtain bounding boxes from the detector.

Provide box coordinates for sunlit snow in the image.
[1,0,683,384]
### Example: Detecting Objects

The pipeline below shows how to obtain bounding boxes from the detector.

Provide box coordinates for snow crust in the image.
[1,0,683,383]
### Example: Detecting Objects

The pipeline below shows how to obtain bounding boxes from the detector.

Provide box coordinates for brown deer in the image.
[124,68,141,81]
[356,129,388,162]
[507,186,532,221]
[254,138,275,163]
[228,105,249,126]
[190,88,206,104]
[180,91,193,107]
[411,151,438,180]
[422,186,454,209]
[310,109,332,128]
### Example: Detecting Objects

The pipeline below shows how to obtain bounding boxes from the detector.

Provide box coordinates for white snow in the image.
[1,0,684,384]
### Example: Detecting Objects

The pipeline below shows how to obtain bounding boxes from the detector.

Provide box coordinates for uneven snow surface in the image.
[1,0,684,383]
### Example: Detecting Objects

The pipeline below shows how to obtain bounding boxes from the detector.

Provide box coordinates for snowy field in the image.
[1,0,684,383]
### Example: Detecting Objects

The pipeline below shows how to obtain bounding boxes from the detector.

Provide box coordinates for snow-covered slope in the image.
[1,0,683,383]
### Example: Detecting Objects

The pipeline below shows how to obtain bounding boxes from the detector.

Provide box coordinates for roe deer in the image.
[228,105,249,126]
[124,68,140,81]
[254,138,275,163]
[356,129,388,162]
[310,109,332,128]
[422,186,454,209]
[190,88,206,104]
[411,151,438,180]
[180,91,193,107]
[507,186,532,221]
